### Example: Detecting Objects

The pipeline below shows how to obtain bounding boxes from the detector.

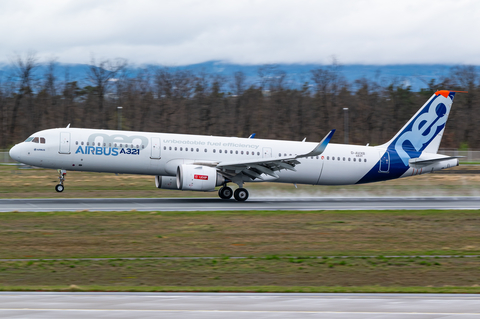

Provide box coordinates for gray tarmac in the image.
[0,292,479,319]
[1,196,480,212]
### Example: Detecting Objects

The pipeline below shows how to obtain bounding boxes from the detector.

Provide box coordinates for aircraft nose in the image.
[9,144,21,162]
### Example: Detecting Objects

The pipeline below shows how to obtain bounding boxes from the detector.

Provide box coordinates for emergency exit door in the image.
[151,137,161,159]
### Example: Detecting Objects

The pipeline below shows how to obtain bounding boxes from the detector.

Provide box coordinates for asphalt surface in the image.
[0,292,479,319]
[0,196,480,212]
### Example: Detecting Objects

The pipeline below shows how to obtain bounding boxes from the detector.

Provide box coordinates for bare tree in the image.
[9,51,38,141]
[86,56,127,128]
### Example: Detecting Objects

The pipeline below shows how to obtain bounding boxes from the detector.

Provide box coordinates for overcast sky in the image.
[0,0,478,65]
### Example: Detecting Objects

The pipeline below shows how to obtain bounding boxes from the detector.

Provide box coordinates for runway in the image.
[0,196,480,212]
[0,292,479,318]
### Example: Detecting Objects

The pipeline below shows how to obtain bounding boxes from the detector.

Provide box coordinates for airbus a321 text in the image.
[9,90,462,201]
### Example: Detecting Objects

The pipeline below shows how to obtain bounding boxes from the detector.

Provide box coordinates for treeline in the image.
[0,52,479,149]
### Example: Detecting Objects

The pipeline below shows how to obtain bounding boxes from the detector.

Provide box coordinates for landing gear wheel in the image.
[56,169,67,193]
[218,186,233,199]
[234,188,249,201]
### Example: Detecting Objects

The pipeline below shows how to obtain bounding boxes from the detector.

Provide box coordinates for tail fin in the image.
[381,90,456,166]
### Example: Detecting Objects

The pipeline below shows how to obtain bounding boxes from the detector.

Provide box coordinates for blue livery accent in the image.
[357,92,455,184]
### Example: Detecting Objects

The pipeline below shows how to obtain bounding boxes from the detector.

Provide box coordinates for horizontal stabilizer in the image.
[409,156,463,167]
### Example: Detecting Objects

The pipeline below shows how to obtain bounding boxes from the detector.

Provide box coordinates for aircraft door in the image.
[59,132,71,154]
[262,147,272,158]
[151,137,161,159]
[379,151,390,173]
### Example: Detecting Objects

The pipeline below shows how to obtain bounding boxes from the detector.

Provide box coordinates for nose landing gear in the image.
[55,169,66,192]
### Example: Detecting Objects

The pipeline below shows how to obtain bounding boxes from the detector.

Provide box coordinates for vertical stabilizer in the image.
[382,90,455,166]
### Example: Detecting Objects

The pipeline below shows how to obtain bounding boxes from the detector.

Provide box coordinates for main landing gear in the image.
[218,185,249,201]
[55,169,66,192]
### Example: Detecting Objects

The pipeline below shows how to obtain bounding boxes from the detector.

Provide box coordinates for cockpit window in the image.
[25,137,34,142]
[40,137,46,144]
[32,137,39,143]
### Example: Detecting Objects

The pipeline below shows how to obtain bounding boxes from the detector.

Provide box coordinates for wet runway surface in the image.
[0,196,480,212]
[0,292,479,319]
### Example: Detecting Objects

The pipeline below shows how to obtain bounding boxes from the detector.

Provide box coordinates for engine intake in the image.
[176,164,224,191]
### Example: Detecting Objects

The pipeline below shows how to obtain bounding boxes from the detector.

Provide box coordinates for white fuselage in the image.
[9,127,444,186]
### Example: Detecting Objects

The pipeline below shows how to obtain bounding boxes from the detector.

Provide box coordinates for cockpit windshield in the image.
[24,136,46,143]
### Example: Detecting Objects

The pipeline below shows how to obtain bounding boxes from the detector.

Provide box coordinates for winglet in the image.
[297,129,335,158]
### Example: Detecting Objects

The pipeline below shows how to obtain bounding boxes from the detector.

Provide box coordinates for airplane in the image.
[9,90,461,201]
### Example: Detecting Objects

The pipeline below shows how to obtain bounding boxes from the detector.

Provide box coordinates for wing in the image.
[212,130,335,181]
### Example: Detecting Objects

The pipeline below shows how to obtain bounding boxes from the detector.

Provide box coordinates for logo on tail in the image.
[389,91,454,166]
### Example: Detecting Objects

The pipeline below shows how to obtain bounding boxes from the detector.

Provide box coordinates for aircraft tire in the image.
[55,184,64,192]
[234,188,249,201]
[218,186,233,199]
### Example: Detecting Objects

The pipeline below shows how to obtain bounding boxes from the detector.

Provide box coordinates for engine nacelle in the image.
[176,164,225,192]
[155,176,178,189]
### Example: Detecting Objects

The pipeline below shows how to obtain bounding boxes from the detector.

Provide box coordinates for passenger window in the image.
[364,159,367,162]
[174,147,177,151]
[213,149,216,153]
[327,156,329,160]
[97,143,100,146]
[109,143,111,147]
[204,149,207,152]
[180,147,183,151]
[87,142,89,146]
[142,145,145,149]
[219,150,222,153]
[337,157,340,161]
[196,148,199,152]
[169,147,172,150]
[230,150,233,154]
[241,151,244,155]
[75,141,78,145]
[136,145,139,149]
[236,150,238,154]
[191,148,194,152]
[120,144,123,147]
[114,143,117,147]
[225,150,227,154]
[343,157,345,161]
[164,146,166,150]
[353,158,356,162]
[246,151,249,155]
[348,158,351,161]
[316,156,319,159]
[81,142,84,146]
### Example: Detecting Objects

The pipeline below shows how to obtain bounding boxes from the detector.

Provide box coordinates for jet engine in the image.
[176,164,225,191]
[155,176,178,189]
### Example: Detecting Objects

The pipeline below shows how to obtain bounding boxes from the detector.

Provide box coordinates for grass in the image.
[1,209,480,291]
[2,164,480,198]
[1,257,480,290]
[2,210,480,258]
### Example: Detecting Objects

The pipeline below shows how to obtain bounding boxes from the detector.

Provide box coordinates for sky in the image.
[0,0,478,66]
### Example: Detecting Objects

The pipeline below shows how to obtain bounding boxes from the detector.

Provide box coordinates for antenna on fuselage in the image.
[66,124,71,128]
